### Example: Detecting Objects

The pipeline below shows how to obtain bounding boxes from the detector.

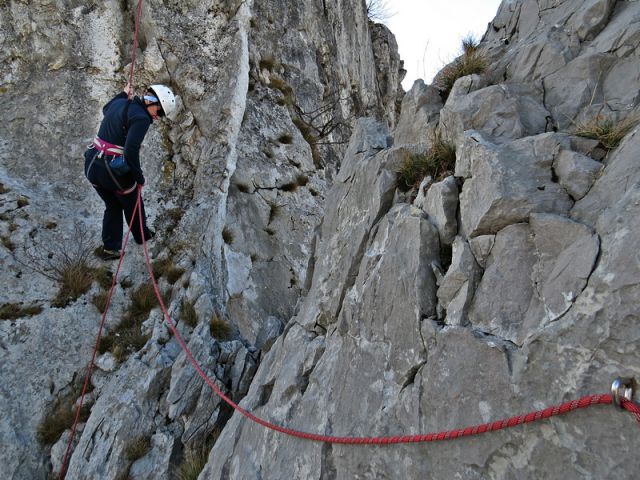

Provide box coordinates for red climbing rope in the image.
[59,184,639,474]
[127,0,144,99]
[57,196,141,480]
[134,186,640,444]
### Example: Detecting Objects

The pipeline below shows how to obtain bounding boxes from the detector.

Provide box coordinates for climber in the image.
[84,82,176,260]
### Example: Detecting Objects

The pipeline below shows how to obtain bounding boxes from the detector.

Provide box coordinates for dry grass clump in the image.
[19,224,108,307]
[277,133,294,144]
[152,258,185,285]
[181,299,198,328]
[573,114,637,151]
[209,313,232,340]
[91,291,109,314]
[124,435,152,462]
[174,447,210,480]
[97,284,160,361]
[437,35,487,99]
[222,226,234,245]
[37,395,90,445]
[0,302,43,320]
[397,136,456,191]
[1,235,16,251]
[173,429,221,480]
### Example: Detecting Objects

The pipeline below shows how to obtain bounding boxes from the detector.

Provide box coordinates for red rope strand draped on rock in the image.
[136,188,640,445]
[57,197,141,480]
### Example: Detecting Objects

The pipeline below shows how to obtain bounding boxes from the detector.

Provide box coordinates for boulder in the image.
[458,132,573,237]
[418,175,459,245]
[468,223,536,344]
[393,80,442,146]
[554,149,603,200]
[437,237,482,326]
[439,83,551,147]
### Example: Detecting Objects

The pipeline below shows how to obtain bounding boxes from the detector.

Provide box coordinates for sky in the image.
[382,0,504,90]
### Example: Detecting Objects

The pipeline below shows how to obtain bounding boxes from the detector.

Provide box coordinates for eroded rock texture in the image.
[1,1,639,479]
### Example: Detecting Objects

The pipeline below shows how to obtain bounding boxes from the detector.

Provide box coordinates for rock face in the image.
[1,0,640,479]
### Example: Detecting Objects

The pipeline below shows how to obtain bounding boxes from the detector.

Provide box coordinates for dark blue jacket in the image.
[97,92,153,185]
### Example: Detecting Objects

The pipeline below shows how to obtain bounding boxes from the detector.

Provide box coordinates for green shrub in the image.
[397,136,456,191]
[573,114,637,151]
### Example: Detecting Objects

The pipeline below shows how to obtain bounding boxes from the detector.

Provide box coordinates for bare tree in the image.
[366,0,395,23]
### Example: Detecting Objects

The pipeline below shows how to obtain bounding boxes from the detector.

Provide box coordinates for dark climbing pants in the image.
[85,148,151,251]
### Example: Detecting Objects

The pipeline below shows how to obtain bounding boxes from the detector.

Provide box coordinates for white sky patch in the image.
[383,0,503,90]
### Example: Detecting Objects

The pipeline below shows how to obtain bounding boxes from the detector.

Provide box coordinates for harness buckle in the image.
[611,377,636,410]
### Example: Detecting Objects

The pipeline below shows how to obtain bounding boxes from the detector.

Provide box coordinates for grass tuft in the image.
[397,135,456,191]
[17,196,29,208]
[37,398,90,445]
[91,291,109,314]
[52,261,96,307]
[1,235,15,251]
[152,258,185,284]
[222,226,234,245]
[181,299,198,328]
[97,284,160,361]
[280,181,298,192]
[124,435,152,462]
[0,302,43,320]
[437,37,487,99]
[235,182,251,193]
[259,55,277,71]
[209,313,232,340]
[174,447,210,480]
[573,114,637,151]
[277,133,294,144]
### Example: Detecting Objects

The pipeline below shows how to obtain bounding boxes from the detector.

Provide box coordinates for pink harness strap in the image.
[93,136,124,156]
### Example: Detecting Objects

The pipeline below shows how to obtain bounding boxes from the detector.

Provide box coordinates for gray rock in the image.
[529,213,600,323]
[468,235,495,269]
[297,118,396,329]
[128,432,175,480]
[448,74,488,99]
[468,223,536,344]
[439,83,551,147]
[255,316,284,353]
[458,132,573,237]
[421,176,459,245]
[572,127,640,226]
[437,237,482,326]
[554,149,603,200]
[393,80,442,145]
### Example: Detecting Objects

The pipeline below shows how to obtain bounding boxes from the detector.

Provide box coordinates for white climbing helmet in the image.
[148,84,177,118]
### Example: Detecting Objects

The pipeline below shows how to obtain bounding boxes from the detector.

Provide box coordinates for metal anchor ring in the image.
[611,377,635,410]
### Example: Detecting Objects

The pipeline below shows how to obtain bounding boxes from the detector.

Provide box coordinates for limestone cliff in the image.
[1,1,639,479]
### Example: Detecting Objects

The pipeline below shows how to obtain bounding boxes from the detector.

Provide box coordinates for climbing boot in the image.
[94,246,121,261]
